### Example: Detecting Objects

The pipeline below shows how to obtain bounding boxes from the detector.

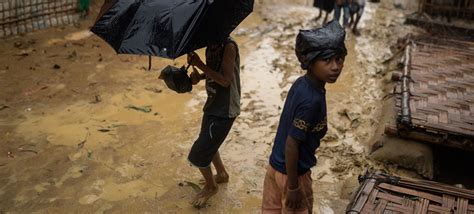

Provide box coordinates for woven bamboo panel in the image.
[421,0,474,20]
[409,38,474,137]
[387,37,474,150]
[347,172,474,214]
[0,0,80,37]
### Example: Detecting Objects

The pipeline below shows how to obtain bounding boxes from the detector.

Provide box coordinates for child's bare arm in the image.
[285,136,304,210]
[285,136,299,189]
[187,44,236,87]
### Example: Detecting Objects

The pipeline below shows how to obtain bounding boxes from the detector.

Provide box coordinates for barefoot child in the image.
[313,0,334,24]
[262,20,347,213]
[349,0,365,36]
[186,37,241,208]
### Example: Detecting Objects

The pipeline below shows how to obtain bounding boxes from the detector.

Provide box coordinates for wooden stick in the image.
[384,126,474,151]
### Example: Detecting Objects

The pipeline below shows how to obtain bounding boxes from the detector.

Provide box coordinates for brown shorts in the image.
[262,165,313,214]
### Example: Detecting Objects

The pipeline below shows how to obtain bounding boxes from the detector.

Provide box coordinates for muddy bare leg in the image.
[197,152,229,184]
[323,12,329,24]
[192,167,218,208]
[349,13,355,28]
[315,8,322,20]
[212,151,229,183]
[352,14,362,36]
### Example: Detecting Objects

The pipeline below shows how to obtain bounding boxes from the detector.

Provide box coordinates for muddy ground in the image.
[0,0,426,213]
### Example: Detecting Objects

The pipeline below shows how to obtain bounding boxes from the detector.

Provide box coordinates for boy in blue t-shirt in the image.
[262,20,347,213]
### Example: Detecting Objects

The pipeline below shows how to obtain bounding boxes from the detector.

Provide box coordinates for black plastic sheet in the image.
[295,20,347,69]
[91,0,253,59]
[158,65,193,93]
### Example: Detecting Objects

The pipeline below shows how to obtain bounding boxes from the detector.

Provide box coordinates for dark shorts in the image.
[188,114,236,168]
[350,3,364,16]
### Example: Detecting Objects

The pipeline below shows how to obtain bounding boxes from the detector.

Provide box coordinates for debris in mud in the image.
[194,203,210,209]
[67,50,77,60]
[14,41,23,48]
[242,177,257,189]
[322,132,339,142]
[0,104,9,111]
[316,171,329,180]
[331,160,350,173]
[180,181,202,192]
[23,85,48,96]
[14,50,30,57]
[77,130,90,149]
[144,87,163,94]
[72,41,86,47]
[94,95,102,103]
[90,95,102,104]
[13,39,36,49]
[77,141,86,149]
[339,108,360,122]
[7,151,15,159]
[125,105,152,113]
[338,108,362,128]
[63,42,73,48]
[53,64,61,69]
[97,129,111,132]
[18,149,38,154]
[350,119,361,128]
[335,124,349,134]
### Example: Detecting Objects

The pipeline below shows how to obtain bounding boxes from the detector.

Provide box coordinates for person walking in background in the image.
[349,0,365,35]
[313,0,335,24]
[334,0,351,27]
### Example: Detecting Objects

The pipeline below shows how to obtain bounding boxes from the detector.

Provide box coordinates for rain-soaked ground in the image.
[0,0,424,213]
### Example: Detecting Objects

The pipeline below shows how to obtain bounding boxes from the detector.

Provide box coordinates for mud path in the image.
[0,1,418,213]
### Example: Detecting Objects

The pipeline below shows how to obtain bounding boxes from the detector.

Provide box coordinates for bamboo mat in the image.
[386,37,474,150]
[347,172,474,214]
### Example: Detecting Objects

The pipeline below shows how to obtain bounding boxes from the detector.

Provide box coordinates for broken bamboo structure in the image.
[346,171,474,214]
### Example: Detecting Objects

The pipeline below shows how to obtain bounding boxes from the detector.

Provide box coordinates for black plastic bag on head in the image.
[295,20,347,70]
[159,65,192,93]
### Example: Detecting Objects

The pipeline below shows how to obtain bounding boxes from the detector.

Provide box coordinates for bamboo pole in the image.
[384,126,474,152]
[399,41,412,127]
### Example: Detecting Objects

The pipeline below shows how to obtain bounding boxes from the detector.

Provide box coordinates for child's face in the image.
[310,55,345,83]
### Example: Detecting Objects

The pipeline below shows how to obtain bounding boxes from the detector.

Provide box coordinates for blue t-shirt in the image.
[269,75,328,175]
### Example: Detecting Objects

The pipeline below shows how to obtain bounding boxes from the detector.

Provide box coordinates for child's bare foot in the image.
[199,173,229,184]
[352,28,361,36]
[192,184,218,208]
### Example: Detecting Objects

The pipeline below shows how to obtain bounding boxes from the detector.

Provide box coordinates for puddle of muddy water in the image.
[15,86,194,149]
